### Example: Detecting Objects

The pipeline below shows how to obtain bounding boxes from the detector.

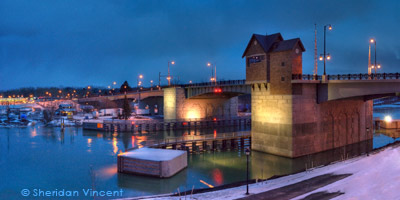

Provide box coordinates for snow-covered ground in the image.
[132,144,400,200]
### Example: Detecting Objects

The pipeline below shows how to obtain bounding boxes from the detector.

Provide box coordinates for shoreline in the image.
[117,140,400,200]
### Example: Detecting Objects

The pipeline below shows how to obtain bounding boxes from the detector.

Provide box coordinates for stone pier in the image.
[163,87,238,121]
[251,82,373,158]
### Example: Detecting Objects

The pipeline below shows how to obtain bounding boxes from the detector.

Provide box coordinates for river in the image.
[0,106,399,199]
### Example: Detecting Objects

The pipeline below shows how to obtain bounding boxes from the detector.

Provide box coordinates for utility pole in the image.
[158,72,161,87]
[314,24,318,76]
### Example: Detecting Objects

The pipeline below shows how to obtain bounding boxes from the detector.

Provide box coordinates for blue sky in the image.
[0,0,399,90]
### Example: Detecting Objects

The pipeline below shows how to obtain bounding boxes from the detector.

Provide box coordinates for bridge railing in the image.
[89,79,247,98]
[169,79,247,88]
[292,73,400,81]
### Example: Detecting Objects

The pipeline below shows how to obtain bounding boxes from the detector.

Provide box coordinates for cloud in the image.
[0,0,399,90]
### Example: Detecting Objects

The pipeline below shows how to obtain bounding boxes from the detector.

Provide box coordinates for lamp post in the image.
[150,80,153,91]
[87,86,91,98]
[371,64,381,77]
[245,147,250,195]
[137,75,143,109]
[112,81,116,95]
[167,61,175,86]
[320,24,332,80]
[207,62,217,84]
[370,39,379,79]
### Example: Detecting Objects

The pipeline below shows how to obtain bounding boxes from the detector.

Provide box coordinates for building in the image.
[56,104,76,116]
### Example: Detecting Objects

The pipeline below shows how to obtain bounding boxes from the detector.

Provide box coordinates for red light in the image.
[182,122,187,126]
[212,169,223,185]
[213,118,217,121]
[131,121,135,125]
[214,88,222,93]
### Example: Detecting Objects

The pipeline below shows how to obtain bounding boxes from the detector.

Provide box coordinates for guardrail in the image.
[178,79,247,87]
[292,73,400,81]
[80,79,247,98]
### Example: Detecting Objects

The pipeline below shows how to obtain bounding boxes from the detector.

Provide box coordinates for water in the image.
[373,105,400,148]
[1,107,400,200]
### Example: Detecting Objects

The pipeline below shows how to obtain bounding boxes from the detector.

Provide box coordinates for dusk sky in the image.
[0,0,399,90]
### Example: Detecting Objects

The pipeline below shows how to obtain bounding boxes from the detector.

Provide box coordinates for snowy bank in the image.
[125,143,400,200]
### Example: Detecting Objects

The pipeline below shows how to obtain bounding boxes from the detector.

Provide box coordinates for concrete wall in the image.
[164,88,180,120]
[291,83,373,157]
[251,83,294,157]
[164,87,238,120]
[251,82,373,158]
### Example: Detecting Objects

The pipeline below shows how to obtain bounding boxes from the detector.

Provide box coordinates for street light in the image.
[150,80,153,91]
[112,81,116,95]
[137,75,143,109]
[370,39,379,78]
[167,61,175,86]
[207,62,217,84]
[320,24,332,79]
[245,147,250,195]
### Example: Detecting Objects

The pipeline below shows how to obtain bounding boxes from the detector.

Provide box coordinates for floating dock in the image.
[117,148,187,178]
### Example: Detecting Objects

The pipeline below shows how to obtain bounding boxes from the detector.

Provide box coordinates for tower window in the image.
[281,76,285,82]
[281,62,285,66]
[247,55,265,65]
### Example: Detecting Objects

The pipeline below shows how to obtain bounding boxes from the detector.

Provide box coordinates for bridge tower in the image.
[243,33,373,158]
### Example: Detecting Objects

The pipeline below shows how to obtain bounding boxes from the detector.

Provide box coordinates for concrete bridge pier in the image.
[163,87,238,121]
[251,82,373,158]
[243,32,374,158]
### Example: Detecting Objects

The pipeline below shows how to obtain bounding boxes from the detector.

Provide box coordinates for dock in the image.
[129,131,251,154]
[117,148,187,178]
[83,117,251,133]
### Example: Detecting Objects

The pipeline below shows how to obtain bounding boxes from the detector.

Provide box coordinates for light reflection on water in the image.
[0,107,399,199]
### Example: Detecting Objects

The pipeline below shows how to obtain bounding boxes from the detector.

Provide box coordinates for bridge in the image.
[79,80,250,102]
[293,73,400,102]
[79,79,251,117]
[80,32,400,158]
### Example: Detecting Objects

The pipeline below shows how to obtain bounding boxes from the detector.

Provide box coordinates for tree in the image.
[122,95,131,120]
[120,81,132,94]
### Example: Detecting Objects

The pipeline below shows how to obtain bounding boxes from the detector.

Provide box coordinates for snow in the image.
[120,148,186,161]
[134,144,400,200]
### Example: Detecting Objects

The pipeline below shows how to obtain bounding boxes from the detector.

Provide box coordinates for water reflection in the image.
[1,113,398,200]
[251,139,372,181]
